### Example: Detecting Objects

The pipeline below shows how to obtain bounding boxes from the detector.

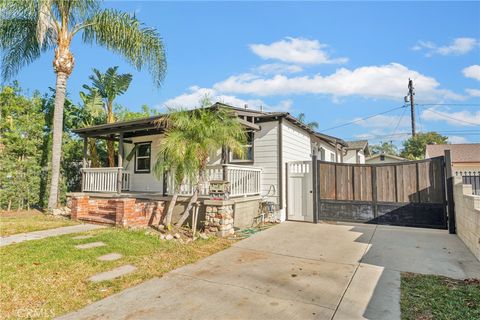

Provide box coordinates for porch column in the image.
[117,133,124,194]
[82,136,88,192]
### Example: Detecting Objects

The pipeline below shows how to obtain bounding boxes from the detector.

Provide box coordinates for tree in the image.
[400,132,448,160]
[0,84,44,210]
[370,141,398,156]
[154,107,246,228]
[297,112,319,130]
[0,1,166,210]
[83,66,132,166]
[116,104,159,121]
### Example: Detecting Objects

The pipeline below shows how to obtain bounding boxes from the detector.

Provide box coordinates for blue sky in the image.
[10,1,480,145]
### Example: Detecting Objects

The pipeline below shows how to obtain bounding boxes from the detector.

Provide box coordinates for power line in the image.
[421,107,480,126]
[320,105,406,132]
[416,103,480,107]
[386,106,407,142]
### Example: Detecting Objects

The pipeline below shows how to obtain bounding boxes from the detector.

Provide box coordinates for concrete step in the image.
[88,210,116,218]
[78,215,116,226]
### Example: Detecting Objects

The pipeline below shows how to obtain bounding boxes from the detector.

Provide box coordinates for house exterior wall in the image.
[124,134,164,193]
[366,155,405,164]
[313,140,338,162]
[281,120,312,219]
[452,162,480,175]
[252,121,279,206]
[344,150,366,164]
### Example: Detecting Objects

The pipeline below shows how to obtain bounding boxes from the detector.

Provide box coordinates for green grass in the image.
[0,228,232,319]
[401,272,480,320]
[0,210,78,237]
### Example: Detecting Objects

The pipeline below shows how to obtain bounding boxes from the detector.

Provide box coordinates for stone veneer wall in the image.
[453,176,480,261]
[204,199,235,237]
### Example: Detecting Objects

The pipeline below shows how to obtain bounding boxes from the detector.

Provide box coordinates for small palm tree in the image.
[297,112,319,130]
[154,106,246,228]
[84,66,132,167]
[0,1,166,210]
[78,88,104,167]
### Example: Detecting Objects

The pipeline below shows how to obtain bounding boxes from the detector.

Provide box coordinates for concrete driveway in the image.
[59,222,480,320]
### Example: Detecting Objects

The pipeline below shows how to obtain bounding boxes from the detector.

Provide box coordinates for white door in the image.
[287,161,313,222]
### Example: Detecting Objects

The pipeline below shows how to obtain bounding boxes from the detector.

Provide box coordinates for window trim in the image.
[134,141,152,174]
[229,131,254,164]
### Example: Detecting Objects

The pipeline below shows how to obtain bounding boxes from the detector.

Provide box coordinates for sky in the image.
[8,1,480,146]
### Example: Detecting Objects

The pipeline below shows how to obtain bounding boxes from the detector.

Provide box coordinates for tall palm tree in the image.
[84,66,132,167]
[154,106,247,228]
[0,0,166,210]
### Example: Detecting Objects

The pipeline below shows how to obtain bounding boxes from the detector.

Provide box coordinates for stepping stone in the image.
[88,265,137,282]
[75,241,106,250]
[97,253,123,261]
[72,235,93,240]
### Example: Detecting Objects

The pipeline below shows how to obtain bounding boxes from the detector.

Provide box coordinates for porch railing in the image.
[81,167,131,193]
[166,164,262,197]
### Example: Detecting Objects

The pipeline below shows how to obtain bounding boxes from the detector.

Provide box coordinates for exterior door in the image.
[287,161,313,222]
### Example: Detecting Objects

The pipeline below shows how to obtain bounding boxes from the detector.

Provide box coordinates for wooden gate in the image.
[315,157,447,229]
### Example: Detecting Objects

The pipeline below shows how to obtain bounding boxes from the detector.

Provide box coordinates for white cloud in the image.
[413,37,478,56]
[448,136,469,144]
[466,88,480,97]
[254,63,303,75]
[161,86,292,112]
[463,65,480,80]
[421,107,480,126]
[249,37,348,65]
[214,63,462,101]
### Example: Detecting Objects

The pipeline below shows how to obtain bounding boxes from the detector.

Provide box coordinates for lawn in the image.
[401,272,480,320]
[0,228,232,319]
[0,210,78,237]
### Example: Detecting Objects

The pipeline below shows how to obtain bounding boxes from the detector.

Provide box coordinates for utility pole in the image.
[408,78,416,137]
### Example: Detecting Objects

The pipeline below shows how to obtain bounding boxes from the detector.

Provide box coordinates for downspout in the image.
[278,117,283,210]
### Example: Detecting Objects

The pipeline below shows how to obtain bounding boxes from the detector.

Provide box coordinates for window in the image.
[380,155,385,161]
[135,142,151,173]
[320,147,326,161]
[231,131,254,162]
[330,153,336,162]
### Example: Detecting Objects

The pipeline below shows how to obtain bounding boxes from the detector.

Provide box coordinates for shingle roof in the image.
[425,144,480,163]
[346,140,368,150]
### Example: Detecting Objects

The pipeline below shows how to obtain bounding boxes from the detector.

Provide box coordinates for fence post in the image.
[312,155,318,224]
[371,166,378,218]
[444,150,456,234]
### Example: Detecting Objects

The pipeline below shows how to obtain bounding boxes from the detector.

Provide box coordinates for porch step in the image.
[97,205,118,211]
[79,215,116,225]
[89,209,116,216]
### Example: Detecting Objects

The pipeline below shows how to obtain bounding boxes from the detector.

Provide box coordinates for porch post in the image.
[82,136,88,192]
[117,133,124,194]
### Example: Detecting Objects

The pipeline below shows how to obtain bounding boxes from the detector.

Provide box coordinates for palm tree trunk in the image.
[163,191,178,227]
[175,187,198,227]
[47,72,68,210]
[107,100,115,167]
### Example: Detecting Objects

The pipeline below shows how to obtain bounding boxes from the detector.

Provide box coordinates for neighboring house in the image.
[70,103,346,229]
[366,153,408,164]
[425,143,480,175]
[344,140,370,164]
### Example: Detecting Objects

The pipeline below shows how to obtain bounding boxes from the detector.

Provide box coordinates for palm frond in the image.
[82,9,166,87]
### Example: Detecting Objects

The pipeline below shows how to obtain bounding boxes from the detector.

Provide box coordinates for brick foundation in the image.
[69,195,165,228]
[204,199,235,237]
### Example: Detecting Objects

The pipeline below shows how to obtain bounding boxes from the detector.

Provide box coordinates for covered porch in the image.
[71,113,263,229]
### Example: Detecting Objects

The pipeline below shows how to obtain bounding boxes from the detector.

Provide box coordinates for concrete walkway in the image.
[0,224,104,247]
[58,222,480,320]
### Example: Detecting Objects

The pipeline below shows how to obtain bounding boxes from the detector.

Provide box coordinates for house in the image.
[69,103,346,233]
[366,153,408,164]
[344,140,370,164]
[425,143,480,175]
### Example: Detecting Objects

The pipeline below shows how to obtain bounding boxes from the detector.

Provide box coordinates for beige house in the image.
[365,153,408,164]
[425,144,480,175]
[344,140,370,164]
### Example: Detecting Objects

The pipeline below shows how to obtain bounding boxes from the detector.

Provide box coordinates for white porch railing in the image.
[166,164,262,197]
[81,168,131,193]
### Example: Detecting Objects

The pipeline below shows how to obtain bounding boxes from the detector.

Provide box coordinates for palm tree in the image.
[154,106,246,228]
[78,88,104,167]
[297,112,319,130]
[0,1,166,210]
[83,66,132,167]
